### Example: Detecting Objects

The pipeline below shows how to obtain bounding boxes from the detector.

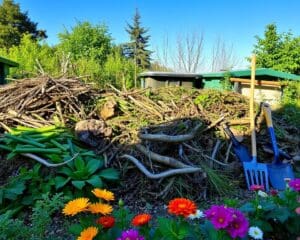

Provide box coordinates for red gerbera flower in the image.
[168,198,197,218]
[132,213,151,226]
[96,216,115,229]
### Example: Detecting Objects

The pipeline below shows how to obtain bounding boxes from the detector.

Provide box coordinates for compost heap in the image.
[0,77,299,202]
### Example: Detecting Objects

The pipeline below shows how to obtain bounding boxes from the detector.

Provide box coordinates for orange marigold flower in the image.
[88,202,113,215]
[92,188,115,201]
[96,215,115,228]
[168,198,197,218]
[77,226,98,240]
[132,213,152,226]
[62,198,90,216]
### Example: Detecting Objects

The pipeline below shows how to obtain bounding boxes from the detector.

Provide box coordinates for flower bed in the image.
[62,179,300,240]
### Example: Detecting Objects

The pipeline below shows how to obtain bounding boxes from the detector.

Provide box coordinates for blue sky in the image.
[15,0,300,70]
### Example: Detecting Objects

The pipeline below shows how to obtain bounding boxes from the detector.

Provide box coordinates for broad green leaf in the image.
[6,181,26,195]
[69,223,83,235]
[86,159,101,175]
[266,207,291,223]
[239,202,255,212]
[74,156,85,171]
[157,218,177,239]
[0,189,3,204]
[99,168,119,180]
[21,195,34,205]
[86,175,103,188]
[54,176,71,189]
[58,166,73,176]
[72,180,86,190]
[72,169,90,179]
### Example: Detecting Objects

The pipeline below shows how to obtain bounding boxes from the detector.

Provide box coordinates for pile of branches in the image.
[0,77,99,129]
[1,78,298,201]
[94,87,253,199]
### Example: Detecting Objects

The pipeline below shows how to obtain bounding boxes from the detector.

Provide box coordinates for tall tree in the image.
[0,0,47,49]
[252,23,300,74]
[57,21,112,64]
[124,9,152,86]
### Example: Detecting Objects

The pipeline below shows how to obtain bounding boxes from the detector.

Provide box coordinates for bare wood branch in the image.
[121,154,202,179]
[22,153,78,167]
[136,144,191,168]
[138,123,202,142]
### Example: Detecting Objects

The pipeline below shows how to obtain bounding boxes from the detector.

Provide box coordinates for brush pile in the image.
[0,77,99,129]
[1,78,299,201]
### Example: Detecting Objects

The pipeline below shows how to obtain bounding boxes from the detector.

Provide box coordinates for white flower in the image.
[257,205,262,210]
[258,190,268,198]
[248,226,263,239]
[188,209,204,220]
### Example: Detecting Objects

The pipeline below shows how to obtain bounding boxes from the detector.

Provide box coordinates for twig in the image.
[22,153,78,167]
[121,154,202,179]
[224,142,232,164]
[210,139,221,167]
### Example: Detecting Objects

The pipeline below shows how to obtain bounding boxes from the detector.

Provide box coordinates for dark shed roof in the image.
[139,71,201,79]
[0,56,19,67]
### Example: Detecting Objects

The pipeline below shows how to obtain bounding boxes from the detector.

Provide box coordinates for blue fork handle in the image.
[263,103,280,163]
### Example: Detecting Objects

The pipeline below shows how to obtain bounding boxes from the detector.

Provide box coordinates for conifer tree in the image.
[0,0,47,49]
[124,9,151,85]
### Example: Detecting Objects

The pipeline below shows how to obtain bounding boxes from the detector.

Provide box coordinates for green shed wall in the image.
[202,79,223,89]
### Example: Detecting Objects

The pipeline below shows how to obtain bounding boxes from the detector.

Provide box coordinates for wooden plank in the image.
[230,77,284,87]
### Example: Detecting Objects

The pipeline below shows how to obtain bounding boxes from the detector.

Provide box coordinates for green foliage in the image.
[102,46,135,89]
[278,81,300,127]
[0,34,60,78]
[124,8,152,70]
[252,23,300,74]
[239,186,300,239]
[220,71,233,90]
[0,193,66,240]
[0,163,55,211]
[57,21,112,64]
[0,0,47,49]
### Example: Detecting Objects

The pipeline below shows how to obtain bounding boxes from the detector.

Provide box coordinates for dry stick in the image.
[138,123,202,143]
[7,110,45,127]
[202,115,227,133]
[182,143,230,167]
[136,144,193,169]
[22,153,78,167]
[121,154,202,179]
[210,139,221,168]
[127,95,164,120]
[224,142,233,164]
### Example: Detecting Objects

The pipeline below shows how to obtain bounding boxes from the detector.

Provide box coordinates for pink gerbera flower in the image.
[226,210,249,238]
[289,179,300,192]
[117,229,144,240]
[205,205,234,229]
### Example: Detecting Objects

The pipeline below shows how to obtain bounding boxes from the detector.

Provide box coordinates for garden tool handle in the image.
[250,55,257,161]
[262,103,280,163]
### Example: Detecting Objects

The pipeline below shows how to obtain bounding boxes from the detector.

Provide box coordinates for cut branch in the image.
[136,144,192,168]
[138,123,202,142]
[121,154,202,179]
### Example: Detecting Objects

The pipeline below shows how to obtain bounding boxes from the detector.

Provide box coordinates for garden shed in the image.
[0,56,18,84]
[139,71,202,89]
[201,68,300,105]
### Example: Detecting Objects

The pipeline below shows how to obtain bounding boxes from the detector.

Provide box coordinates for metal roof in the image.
[202,68,300,81]
[138,71,201,79]
[0,56,19,67]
